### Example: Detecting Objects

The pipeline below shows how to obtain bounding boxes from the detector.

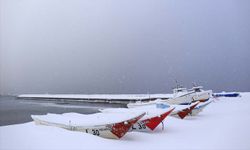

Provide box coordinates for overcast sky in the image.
[1,0,250,95]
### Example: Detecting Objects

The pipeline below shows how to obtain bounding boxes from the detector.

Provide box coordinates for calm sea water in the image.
[0,96,126,126]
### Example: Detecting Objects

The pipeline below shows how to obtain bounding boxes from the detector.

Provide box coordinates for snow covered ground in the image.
[1,93,250,150]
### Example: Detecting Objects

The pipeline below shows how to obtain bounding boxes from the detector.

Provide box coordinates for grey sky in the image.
[1,0,250,95]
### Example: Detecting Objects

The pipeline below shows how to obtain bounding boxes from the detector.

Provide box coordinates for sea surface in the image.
[0,96,126,126]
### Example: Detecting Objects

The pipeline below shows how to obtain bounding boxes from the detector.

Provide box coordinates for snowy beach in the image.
[1,93,250,150]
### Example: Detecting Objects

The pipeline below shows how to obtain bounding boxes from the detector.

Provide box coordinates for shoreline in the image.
[0,96,125,126]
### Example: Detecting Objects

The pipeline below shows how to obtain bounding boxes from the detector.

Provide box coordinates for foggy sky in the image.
[1,0,250,95]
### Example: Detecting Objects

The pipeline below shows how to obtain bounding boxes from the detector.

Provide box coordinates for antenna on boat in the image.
[175,79,178,88]
[175,79,181,89]
[147,91,151,101]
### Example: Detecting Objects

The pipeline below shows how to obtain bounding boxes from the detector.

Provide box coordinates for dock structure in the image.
[17,94,171,104]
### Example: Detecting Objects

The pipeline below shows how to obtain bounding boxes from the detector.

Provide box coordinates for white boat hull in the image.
[31,112,145,139]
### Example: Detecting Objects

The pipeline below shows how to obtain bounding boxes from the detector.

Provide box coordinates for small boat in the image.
[100,106,175,132]
[163,84,212,105]
[188,100,212,116]
[127,100,200,119]
[166,86,195,105]
[169,101,200,119]
[31,112,145,139]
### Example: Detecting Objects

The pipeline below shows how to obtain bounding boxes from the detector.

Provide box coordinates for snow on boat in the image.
[99,106,175,132]
[31,112,145,139]
[156,100,211,117]
[127,99,165,108]
[127,100,200,119]
[171,87,194,105]
[188,100,212,116]
[154,101,200,119]
[189,86,213,102]
[163,85,212,105]
[169,101,200,119]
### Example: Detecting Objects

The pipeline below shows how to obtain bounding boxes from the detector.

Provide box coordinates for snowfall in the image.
[1,93,250,150]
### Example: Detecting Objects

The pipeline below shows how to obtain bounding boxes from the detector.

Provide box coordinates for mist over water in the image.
[1,0,250,95]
